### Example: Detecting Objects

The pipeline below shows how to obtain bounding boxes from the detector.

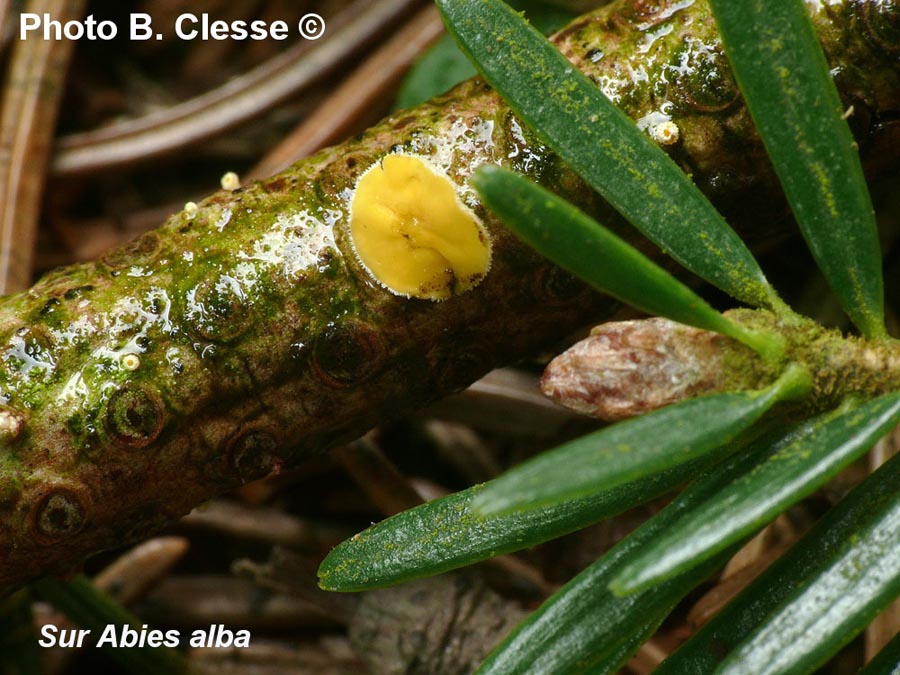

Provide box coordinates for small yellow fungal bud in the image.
[220,171,241,191]
[121,354,141,371]
[348,154,492,301]
[184,201,199,217]
[650,121,680,146]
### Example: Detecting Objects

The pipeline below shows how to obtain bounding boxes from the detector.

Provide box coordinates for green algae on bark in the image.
[0,0,899,592]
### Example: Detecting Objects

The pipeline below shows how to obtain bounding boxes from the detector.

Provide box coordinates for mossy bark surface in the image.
[0,0,898,590]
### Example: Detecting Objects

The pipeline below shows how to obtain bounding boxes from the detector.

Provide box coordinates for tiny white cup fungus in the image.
[121,354,141,371]
[220,172,241,191]
[650,120,680,146]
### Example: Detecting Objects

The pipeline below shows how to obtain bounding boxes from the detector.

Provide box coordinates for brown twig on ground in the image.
[249,4,445,180]
[626,640,670,675]
[140,575,343,631]
[421,368,586,437]
[182,499,319,550]
[93,536,191,605]
[189,638,366,675]
[0,0,84,294]
[0,0,10,47]
[335,435,424,517]
[51,0,425,176]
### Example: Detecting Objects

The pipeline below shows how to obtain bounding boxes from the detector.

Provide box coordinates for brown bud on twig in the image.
[541,318,766,422]
[542,310,900,422]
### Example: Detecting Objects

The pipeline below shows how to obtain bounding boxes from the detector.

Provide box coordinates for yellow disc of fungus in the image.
[348,154,492,301]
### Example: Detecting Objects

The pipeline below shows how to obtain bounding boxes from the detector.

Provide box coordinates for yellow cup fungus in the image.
[348,154,492,301]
